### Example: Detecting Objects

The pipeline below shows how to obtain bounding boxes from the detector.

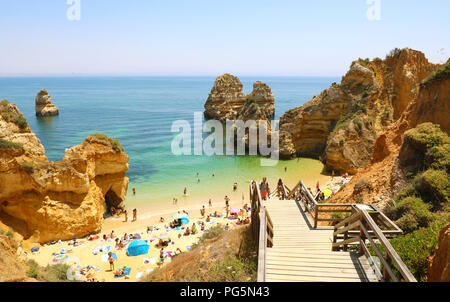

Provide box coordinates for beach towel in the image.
[114,267,131,278]
[88,236,99,241]
[92,245,110,255]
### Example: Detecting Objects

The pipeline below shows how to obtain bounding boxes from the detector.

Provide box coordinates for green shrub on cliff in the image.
[392,197,438,233]
[388,219,447,281]
[0,99,28,129]
[414,169,450,210]
[0,138,23,150]
[26,259,72,282]
[88,133,124,153]
[403,123,450,171]
[421,62,450,86]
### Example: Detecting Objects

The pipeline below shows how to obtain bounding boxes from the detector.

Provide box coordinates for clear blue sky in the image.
[1,0,449,76]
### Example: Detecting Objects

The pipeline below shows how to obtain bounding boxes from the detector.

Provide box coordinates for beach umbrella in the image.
[323,189,333,197]
[230,208,240,214]
[53,254,69,263]
[172,213,188,219]
[157,233,169,240]
[101,253,118,262]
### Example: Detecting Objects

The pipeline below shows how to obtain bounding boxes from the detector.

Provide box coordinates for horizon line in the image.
[0,73,341,78]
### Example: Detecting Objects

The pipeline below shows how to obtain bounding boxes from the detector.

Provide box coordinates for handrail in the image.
[249,180,274,282]
[332,209,417,282]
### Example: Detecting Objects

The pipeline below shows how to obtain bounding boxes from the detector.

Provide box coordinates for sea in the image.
[0,76,338,210]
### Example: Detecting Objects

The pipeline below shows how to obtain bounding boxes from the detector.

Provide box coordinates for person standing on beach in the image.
[132,188,136,196]
[285,167,287,172]
[184,187,187,195]
[200,206,205,217]
[124,210,128,222]
[260,177,270,200]
[208,199,212,207]
[132,209,137,222]
[225,204,230,218]
[108,252,115,271]
[224,196,230,207]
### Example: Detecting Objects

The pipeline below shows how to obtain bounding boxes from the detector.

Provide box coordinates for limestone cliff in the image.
[35,89,59,117]
[204,74,275,122]
[0,103,129,243]
[427,223,450,282]
[279,49,439,173]
[331,60,450,208]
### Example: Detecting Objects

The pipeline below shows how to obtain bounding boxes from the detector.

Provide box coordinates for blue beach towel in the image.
[114,267,131,278]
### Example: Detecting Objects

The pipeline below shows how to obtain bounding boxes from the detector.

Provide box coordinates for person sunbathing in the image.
[206,215,210,222]
[225,224,230,231]
[184,227,191,236]
[113,267,127,277]
[201,223,205,231]
[160,217,165,223]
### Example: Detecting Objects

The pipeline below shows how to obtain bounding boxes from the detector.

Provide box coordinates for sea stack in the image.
[204,74,275,122]
[35,88,59,117]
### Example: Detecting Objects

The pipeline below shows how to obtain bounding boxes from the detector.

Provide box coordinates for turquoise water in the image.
[0,76,337,208]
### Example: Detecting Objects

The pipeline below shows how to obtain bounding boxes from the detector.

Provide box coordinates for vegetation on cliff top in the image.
[421,61,450,87]
[143,226,257,282]
[0,138,23,150]
[0,99,28,129]
[87,133,124,153]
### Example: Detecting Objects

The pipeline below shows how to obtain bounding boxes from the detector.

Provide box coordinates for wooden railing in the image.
[249,180,274,282]
[287,180,354,228]
[332,209,417,282]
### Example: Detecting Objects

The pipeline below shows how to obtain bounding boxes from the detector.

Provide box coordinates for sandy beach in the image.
[25,172,345,282]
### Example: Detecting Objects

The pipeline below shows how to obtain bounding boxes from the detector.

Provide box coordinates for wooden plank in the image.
[331,237,359,248]
[333,220,360,236]
[266,267,370,278]
[265,273,364,282]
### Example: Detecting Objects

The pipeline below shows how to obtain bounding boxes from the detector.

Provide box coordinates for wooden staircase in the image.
[263,199,378,282]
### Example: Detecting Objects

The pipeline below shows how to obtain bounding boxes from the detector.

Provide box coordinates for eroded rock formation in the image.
[204,74,275,122]
[0,103,129,243]
[279,49,439,174]
[35,89,59,117]
[330,60,450,208]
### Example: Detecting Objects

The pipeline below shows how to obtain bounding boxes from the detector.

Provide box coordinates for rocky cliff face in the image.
[330,60,450,208]
[0,103,129,243]
[427,223,450,282]
[204,74,275,122]
[35,89,59,117]
[279,49,439,174]
[0,235,31,282]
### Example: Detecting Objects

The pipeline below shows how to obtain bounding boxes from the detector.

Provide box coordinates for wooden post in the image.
[314,206,319,229]
[343,221,349,251]
[359,220,366,255]
[383,252,392,282]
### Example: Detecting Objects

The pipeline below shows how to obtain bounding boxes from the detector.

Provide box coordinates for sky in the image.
[0,0,449,77]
